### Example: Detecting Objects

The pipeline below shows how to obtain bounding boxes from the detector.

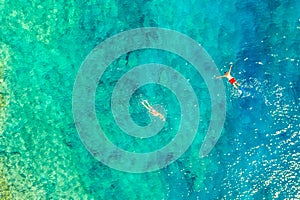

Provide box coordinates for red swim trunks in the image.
[229,78,236,84]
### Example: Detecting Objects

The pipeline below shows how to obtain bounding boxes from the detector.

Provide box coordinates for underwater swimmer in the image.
[141,100,165,121]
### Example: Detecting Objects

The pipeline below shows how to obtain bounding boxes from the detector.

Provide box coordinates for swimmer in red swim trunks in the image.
[216,64,240,89]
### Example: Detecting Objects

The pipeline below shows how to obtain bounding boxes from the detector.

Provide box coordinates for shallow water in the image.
[0,0,299,199]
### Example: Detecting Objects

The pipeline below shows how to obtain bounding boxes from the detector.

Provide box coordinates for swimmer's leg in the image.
[159,114,166,121]
[233,83,239,89]
[233,83,243,94]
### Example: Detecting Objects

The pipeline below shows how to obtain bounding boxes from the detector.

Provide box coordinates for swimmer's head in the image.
[224,71,229,75]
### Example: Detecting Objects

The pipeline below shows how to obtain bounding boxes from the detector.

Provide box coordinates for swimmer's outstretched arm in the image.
[143,100,152,108]
[141,100,152,111]
[141,100,166,121]
[229,64,233,73]
[141,100,149,110]
[216,75,226,79]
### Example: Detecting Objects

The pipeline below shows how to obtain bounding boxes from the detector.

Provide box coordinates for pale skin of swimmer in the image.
[216,64,240,89]
[141,100,166,121]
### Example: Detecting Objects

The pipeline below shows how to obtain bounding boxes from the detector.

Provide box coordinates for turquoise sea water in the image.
[1,0,299,199]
